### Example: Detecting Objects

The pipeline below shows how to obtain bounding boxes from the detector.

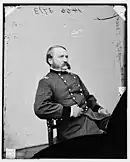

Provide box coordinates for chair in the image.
[47,119,58,146]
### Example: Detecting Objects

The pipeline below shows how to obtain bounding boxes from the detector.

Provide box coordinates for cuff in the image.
[70,106,73,117]
[61,106,71,120]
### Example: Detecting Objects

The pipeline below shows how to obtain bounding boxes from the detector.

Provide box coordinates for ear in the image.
[48,58,53,65]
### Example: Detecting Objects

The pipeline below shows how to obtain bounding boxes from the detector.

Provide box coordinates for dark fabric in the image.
[34,69,111,140]
[61,106,71,120]
[57,115,103,142]
[83,108,111,131]
[34,79,63,119]
[83,107,111,121]
[96,116,111,131]
[92,104,101,112]
[32,91,127,159]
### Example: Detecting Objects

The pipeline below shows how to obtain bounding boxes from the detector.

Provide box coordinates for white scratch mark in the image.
[5,6,19,17]
[113,6,126,21]
[71,28,83,37]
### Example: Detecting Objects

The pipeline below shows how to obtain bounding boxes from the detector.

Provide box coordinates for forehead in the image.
[53,47,67,56]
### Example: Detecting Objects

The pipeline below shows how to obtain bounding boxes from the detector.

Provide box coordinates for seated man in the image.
[32,90,127,158]
[34,45,111,142]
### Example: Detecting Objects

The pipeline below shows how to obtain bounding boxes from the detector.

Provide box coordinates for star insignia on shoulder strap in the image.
[43,76,49,79]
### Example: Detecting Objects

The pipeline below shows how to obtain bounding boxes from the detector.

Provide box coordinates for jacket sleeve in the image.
[34,79,71,120]
[77,75,101,112]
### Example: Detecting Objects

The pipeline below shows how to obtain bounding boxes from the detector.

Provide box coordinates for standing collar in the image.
[50,68,71,74]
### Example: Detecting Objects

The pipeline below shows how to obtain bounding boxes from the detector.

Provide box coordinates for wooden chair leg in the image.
[47,119,54,146]
[48,126,54,146]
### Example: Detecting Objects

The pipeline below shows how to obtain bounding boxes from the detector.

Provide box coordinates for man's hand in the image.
[98,107,110,114]
[71,104,83,117]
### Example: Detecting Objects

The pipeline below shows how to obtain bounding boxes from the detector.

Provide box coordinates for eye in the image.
[66,55,68,58]
[59,55,64,58]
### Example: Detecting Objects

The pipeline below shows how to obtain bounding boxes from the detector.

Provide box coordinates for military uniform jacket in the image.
[34,69,105,140]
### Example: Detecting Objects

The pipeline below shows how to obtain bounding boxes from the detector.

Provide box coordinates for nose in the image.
[63,56,68,62]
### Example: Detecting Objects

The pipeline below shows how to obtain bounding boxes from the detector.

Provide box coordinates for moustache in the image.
[63,62,71,70]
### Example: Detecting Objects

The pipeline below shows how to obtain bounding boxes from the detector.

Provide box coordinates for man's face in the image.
[49,47,70,71]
